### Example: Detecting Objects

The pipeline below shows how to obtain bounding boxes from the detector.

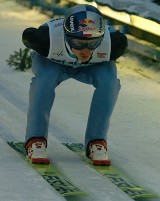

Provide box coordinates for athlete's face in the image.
[72,47,95,62]
[69,38,101,62]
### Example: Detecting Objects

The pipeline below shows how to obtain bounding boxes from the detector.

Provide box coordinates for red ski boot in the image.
[25,138,50,164]
[87,139,111,166]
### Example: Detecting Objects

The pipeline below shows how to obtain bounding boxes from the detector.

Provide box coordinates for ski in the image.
[63,143,158,200]
[8,142,87,197]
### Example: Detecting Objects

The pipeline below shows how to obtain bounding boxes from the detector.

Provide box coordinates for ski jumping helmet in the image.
[63,4,105,39]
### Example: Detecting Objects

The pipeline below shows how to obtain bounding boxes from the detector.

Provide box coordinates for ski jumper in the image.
[25,18,125,148]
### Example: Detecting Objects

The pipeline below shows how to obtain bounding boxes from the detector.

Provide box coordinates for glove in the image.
[110,31,128,60]
[22,26,49,57]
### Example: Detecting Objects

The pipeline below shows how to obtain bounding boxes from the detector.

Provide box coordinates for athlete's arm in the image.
[110,31,128,60]
[22,25,50,57]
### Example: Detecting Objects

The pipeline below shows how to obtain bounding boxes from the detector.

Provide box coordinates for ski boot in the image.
[25,137,50,164]
[86,139,111,166]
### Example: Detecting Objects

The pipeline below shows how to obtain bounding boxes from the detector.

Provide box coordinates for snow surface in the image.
[95,0,160,22]
[0,1,160,201]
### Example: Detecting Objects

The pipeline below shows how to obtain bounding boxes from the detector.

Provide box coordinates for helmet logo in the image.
[70,15,74,32]
[79,18,95,25]
[79,18,96,36]
[79,26,96,31]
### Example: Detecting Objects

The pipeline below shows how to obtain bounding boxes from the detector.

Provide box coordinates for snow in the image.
[95,0,160,22]
[0,142,66,201]
[0,1,160,201]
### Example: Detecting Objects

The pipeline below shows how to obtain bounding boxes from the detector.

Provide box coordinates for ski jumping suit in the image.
[24,18,127,148]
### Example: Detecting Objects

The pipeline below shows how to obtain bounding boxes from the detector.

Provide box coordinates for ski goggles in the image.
[68,37,103,50]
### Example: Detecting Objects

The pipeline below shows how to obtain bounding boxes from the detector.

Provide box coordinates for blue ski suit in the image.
[23,18,127,148]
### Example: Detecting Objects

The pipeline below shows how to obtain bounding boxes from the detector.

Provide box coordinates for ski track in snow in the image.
[0,1,160,201]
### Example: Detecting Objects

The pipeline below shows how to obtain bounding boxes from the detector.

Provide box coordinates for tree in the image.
[6,48,31,71]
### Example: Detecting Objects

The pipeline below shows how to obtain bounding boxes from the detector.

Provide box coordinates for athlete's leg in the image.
[72,61,120,148]
[85,61,120,147]
[25,52,68,142]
